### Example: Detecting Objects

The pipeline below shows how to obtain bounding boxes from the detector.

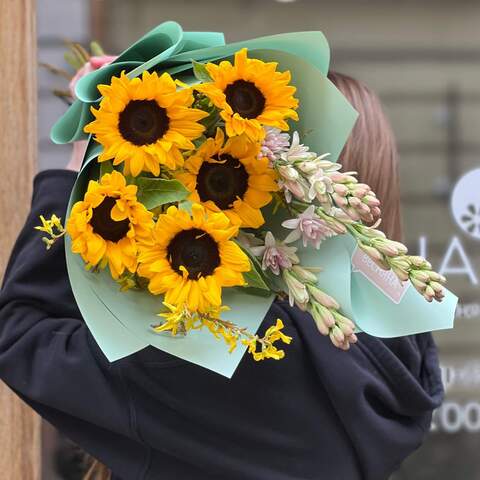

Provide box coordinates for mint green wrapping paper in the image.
[60,21,456,376]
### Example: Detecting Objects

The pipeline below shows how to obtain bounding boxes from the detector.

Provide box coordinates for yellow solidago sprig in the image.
[196,48,299,141]
[35,214,66,249]
[84,71,208,176]
[154,302,292,360]
[175,128,278,228]
[242,319,292,361]
[66,170,154,279]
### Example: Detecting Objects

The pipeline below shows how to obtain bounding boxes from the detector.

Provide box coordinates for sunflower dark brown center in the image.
[224,80,266,119]
[118,100,169,146]
[90,196,130,242]
[196,155,249,210]
[167,228,220,279]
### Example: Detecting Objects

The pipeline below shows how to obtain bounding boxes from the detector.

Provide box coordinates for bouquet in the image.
[38,22,457,377]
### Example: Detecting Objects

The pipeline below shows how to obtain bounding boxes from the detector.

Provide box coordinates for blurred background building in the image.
[39,0,480,478]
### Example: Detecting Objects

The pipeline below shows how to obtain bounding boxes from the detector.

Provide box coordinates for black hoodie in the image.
[0,170,443,480]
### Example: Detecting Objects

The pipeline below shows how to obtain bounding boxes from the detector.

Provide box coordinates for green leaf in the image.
[90,41,105,57]
[193,134,207,148]
[236,285,272,298]
[192,60,212,83]
[242,263,270,292]
[136,177,189,210]
[99,160,114,178]
[235,242,272,293]
[178,199,193,214]
[201,109,221,137]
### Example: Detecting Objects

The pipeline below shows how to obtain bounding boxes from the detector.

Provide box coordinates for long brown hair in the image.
[328,71,403,241]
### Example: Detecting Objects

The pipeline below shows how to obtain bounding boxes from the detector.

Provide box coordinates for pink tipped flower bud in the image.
[356,202,372,216]
[343,175,358,184]
[373,240,400,257]
[333,184,349,196]
[330,325,345,345]
[391,266,410,282]
[389,241,408,255]
[282,269,310,309]
[308,284,340,309]
[310,306,330,335]
[298,161,319,174]
[360,212,374,223]
[429,271,446,283]
[310,304,336,333]
[343,206,361,221]
[355,189,371,200]
[411,277,427,291]
[317,158,338,171]
[390,257,411,272]
[328,171,346,183]
[332,193,348,207]
[328,207,353,224]
[363,195,381,207]
[408,256,432,269]
[348,196,362,208]
[430,281,445,294]
[357,225,386,239]
[410,270,430,283]
[291,265,318,284]
[278,165,299,181]
[323,216,348,234]
[423,285,435,302]
[359,244,390,270]
[338,321,354,338]
[359,243,384,262]
[336,313,355,330]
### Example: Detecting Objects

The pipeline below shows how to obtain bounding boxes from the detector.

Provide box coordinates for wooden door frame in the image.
[0,0,41,478]
[90,0,107,46]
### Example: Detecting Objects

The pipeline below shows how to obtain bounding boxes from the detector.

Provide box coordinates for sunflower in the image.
[196,48,299,141]
[175,129,278,228]
[67,170,154,279]
[84,71,208,176]
[137,204,250,313]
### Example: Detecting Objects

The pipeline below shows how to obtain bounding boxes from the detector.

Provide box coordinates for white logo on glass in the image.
[451,168,480,241]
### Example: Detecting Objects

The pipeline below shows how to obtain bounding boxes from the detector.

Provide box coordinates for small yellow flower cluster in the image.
[243,319,292,361]
[35,214,65,249]
[155,303,238,350]
[155,303,292,360]
[116,273,139,292]
[154,303,194,336]
[202,316,239,353]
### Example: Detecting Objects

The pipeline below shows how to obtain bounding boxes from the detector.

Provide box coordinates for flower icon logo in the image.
[451,168,480,241]
[460,203,480,235]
